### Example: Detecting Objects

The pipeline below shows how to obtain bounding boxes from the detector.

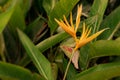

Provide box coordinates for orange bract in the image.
[55,5,82,41]
[74,23,107,51]
[55,5,106,51]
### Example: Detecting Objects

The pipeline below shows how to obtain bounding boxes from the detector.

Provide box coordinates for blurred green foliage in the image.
[0,0,120,80]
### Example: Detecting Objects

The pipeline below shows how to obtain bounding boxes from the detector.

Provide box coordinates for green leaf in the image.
[63,58,77,80]
[19,32,69,67]
[3,27,20,62]
[8,4,26,36]
[89,39,120,59]
[98,6,120,40]
[17,29,54,80]
[26,16,41,35]
[48,0,79,33]
[88,0,108,33]
[43,0,56,15]
[0,0,17,33]
[79,38,120,70]
[89,0,108,17]
[51,63,58,80]
[72,62,120,80]
[79,0,108,69]
[79,44,90,70]
[33,73,46,80]
[36,32,69,52]
[0,61,34,80]
[26,16,46,40]
[18,0,32,16]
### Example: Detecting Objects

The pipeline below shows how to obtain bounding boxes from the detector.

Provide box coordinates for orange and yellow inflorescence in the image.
[55,5,106,51]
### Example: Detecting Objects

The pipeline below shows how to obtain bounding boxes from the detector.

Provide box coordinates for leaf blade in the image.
[48,0,79,33]
[0,61,34,80]
[0,0,17,33]
[36,32,69,52]
[17,29,54,80]
[72,62,120,80]
[89,39,120,59]
[98,6,120,40]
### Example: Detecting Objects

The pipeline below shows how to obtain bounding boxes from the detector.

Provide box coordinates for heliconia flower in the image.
[74,23,107,51]
[54,4,107,79]
[55,5,82,41]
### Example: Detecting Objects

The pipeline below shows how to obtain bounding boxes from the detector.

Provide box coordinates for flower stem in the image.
[63,50,75,80]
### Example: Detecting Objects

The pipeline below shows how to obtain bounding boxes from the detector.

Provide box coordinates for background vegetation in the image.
[0,0,120,80]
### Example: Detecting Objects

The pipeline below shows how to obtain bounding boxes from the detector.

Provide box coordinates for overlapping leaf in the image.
[48,0,79,33]
[0,0,17,33]
[72,62,120,80]
[0,61,34,80]
[79,0,108,70]
[17,29,54,80]
[98,6,120,40]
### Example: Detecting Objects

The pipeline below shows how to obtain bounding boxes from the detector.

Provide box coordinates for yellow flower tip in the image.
[74,26,108,51]
[87,28,108,42]
[70,12,74,29]
[63,15,71,27]
[75,5,82,32]
[77,4,82,16]
[54,18,63,27]
[54,18,63,25]
[55,4,84,47]
[55,17,76,39]
[86,27,92,38]
[77,5,82,14]
[54,18,59,23]
[74,46,78,51]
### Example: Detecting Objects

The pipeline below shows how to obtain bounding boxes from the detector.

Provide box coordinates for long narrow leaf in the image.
[79,38,120,70]
[17,29,54,80]
[98,6,120,40]
[80,39,120,69]
[8,5,26,35]
[0,0,17,33]
[0,61,34,80]
[88,0,108,32]
[36,32,69,52]
[79,0,108,70]
[72,62,120,80]
[48,0,79,33]
[89,0,108,18]
[18,0,32,16]
[89,39,120,59]
[19,32,69,67]
[43,0,56,15]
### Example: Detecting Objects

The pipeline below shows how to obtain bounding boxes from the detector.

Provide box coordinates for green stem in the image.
[63,50,75,80]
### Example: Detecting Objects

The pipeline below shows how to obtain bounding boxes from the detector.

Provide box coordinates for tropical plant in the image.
[0,0,120,80]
